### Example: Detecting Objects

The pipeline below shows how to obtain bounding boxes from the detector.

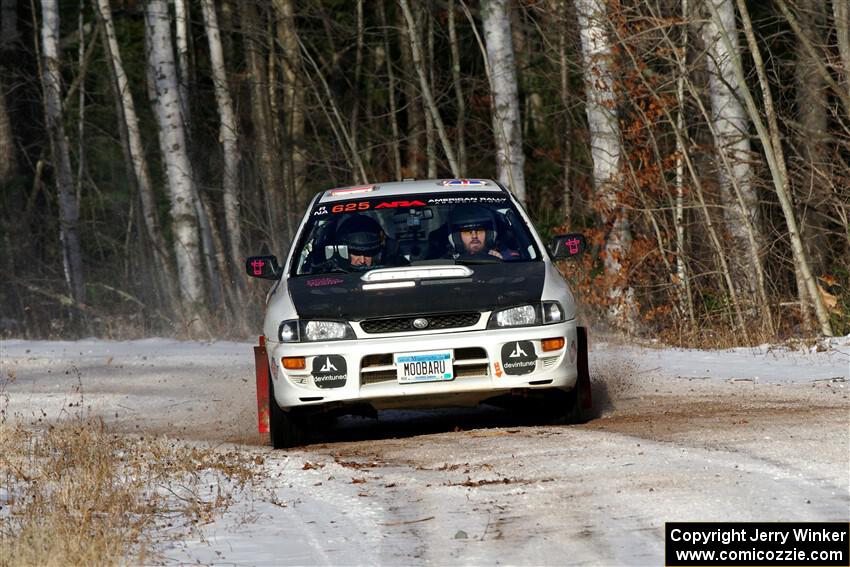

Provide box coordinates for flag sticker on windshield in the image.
[441,179,488,187]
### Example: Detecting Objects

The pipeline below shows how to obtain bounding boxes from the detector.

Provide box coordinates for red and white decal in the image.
[375,200,426,209]
[330,184,375,196]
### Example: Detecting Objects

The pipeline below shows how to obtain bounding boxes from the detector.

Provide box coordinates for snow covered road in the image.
[1,337,848,565]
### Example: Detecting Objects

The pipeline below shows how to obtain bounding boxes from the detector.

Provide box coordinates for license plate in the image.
[394,350,454,383]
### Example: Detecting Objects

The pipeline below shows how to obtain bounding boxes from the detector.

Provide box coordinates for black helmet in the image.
[336,214,384,262]
[448,204,496,253]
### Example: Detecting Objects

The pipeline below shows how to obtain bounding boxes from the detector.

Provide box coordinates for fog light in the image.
[541,337,565,352]
[282,356,306,370]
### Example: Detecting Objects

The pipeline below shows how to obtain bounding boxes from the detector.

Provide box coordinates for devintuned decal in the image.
[311,355,347,388]
[500,341,537,375]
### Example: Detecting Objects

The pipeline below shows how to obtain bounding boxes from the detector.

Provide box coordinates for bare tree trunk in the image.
[41,0,85,304]
[200,0,243,277]
[398,0,460,177]
[674,0,695,327]
[1,0,19,48]
[448,0,467,173]
[720,0,833,335]
[273,0,307,207]
[556,0,573,221]
[349,0,363,162]
[97,0,179,314]
[379,0,403,180]
[174,0,191,127]
[793,0,830,282]
[76,2,85,206]
[702,0,762,307]
[0,76,15,185]
[575,0,633,325]
[836,0,850,102]
[482,0,527,200]
[145,0,205,321]
[425,10,437,178]
[241,0,288,252]
[397,3,424,178]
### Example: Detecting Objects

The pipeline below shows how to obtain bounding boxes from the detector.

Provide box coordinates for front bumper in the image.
[266,319,579,411]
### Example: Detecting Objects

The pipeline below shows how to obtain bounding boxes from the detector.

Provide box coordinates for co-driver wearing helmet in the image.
[448,204,518,260]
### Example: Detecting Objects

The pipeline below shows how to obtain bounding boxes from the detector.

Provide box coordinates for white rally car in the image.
[247,179,591,448]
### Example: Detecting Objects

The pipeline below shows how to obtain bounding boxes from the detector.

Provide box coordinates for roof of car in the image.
[317,178,505,203]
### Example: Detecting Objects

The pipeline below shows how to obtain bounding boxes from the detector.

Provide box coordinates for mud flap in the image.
[254,335,270,434]
[577,326,593,409]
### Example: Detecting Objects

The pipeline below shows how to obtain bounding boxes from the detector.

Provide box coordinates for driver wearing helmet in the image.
[335,214,385,268]
[448,204,516,260]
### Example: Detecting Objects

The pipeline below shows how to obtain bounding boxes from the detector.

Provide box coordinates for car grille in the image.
[360,347,489,385]
[360,312,481,334]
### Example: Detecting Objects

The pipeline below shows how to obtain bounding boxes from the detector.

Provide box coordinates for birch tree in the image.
[145,0,205,318]
[702,0,766,320]
[174,0,191,126]
[706,0,833,335]
[96,0,178,312]
[481,0,526,201]
[201,0,242,274]
[574,0,633,322]
[41,0,85,304]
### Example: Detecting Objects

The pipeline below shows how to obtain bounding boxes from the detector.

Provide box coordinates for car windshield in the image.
[291,192,541,276]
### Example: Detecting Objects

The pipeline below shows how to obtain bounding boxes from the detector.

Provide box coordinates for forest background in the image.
[0,0,847,345]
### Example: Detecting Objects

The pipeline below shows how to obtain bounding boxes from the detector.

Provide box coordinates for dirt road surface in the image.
[2,338,848,565]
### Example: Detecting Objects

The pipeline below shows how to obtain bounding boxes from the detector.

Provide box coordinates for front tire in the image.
[268,376,304,449]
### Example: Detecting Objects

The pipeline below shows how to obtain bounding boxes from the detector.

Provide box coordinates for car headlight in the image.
[542,301,564,324]
[278,320,355,342]
[489,305,537,328]
[487,301,566,328]
[279,320,300,342]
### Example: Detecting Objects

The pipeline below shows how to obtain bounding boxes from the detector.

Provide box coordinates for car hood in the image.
[288,262,545,320]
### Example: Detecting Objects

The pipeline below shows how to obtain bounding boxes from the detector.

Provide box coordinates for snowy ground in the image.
[1,335,848,565]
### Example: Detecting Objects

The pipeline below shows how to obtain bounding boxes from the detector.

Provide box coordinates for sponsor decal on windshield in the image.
[375,200,426,209]
[427,196,507,205]
[331,202,371,213]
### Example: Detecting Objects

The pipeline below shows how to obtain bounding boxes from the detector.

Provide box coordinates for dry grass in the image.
[0,417,258,566]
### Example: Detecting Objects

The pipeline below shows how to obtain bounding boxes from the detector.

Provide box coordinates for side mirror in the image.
[245,255,281,279]
[550,233,587,260]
